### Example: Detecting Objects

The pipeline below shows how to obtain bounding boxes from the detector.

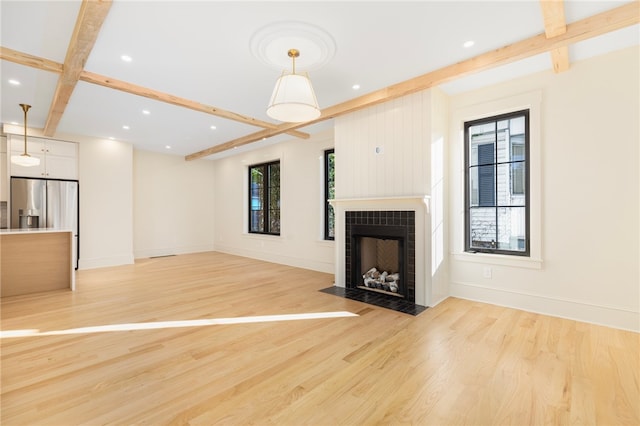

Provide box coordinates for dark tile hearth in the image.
[319,286,427,316]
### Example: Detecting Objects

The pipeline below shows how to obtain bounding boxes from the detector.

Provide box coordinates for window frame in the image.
[464,109,530,257]
[324,149,335,240]
[248,160,280,236]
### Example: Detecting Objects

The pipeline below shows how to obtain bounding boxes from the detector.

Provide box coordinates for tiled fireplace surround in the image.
[345,210,416,302]
[332,197,430,308]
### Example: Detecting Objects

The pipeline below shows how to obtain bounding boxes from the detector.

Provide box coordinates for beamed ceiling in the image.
[1,1,638,161]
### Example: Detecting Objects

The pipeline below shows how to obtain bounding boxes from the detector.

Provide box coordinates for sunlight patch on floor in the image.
[0,311,359,338]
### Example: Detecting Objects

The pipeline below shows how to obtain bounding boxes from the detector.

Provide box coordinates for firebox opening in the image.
[357,236,404,298]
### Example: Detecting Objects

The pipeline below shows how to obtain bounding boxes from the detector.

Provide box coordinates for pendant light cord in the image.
[19,103,31,156]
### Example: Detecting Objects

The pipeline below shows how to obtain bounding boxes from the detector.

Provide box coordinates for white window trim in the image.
[452,90,542,269]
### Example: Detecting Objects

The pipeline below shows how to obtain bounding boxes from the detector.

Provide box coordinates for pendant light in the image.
[267,49,321,123]
[10,104,40,167]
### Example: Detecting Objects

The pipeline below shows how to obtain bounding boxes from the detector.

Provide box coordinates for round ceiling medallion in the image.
[250,21,336,71]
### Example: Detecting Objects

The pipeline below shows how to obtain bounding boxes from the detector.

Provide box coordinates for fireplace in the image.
[346,211,415,303]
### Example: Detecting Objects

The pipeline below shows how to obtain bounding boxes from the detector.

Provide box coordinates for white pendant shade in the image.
[11,153,40,167]
[267,73,320,123]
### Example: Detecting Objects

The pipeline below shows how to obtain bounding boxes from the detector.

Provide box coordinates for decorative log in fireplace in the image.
[362,267,400,293]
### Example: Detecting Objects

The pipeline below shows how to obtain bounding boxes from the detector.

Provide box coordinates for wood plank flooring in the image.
[1,252,638,425]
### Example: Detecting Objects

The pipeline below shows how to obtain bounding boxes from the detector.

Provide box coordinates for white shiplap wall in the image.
[333,88,451,306]
[334,91,431,198]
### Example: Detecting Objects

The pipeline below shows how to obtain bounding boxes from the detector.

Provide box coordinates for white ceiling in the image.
[1,1,638,160]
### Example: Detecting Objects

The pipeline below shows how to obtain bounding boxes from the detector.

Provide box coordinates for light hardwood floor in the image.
[1,252,638,425]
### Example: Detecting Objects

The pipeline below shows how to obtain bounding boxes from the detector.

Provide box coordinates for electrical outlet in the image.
[483,267,492,279]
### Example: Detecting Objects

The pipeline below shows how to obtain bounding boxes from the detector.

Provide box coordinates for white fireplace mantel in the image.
[331,194,432,306]
[329,195,430,213]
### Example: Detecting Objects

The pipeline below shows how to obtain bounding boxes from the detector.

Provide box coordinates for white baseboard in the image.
[214,244,334,274]
[450,280,640,332]
[133,244,215,260]
[429,294,448,308]
[78,254,134,270]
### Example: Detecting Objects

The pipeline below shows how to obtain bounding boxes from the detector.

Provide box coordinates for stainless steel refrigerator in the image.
[10,177,79,269]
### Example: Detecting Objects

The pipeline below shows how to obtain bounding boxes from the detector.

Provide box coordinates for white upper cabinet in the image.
[9,136,78,180]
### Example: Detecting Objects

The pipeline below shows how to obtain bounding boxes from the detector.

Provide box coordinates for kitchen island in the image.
[0,228,75,297]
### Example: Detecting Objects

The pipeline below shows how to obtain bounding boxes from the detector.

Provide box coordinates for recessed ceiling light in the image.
[463,40,475,48]
[8,79,21,86]
[352,84,360,90]
[109,137,115,140]
[122,125,130,130]
[165,145,171,149]
[210,125,217,130]
[121,55,132,62]
[142,109,150,115]
[10,121,19,125]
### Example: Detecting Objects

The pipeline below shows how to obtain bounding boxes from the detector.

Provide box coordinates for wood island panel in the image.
[0,231,72,297]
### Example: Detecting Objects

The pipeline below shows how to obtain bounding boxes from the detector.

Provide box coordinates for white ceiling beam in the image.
[186,2,639,160]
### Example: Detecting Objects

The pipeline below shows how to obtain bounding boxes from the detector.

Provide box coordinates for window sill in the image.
[244,233,282,240]
[453,251,543,269]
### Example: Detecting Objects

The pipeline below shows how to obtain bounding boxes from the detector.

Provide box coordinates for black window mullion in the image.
[324,149,335,240]
[524,112,531,253]
[464,109,529,256]
[464,140,471,251]
[249,161,280,236]
[494,125,498,249]
[264,164,270,234]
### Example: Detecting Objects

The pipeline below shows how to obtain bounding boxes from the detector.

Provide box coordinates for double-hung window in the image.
[324,149,335,240]
[248,160,280,235]
[465,110,529,256]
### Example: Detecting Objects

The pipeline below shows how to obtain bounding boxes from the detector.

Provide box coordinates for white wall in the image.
[133,150,215,258]
[78,138,134,269]
[448,46,639,331]
[213,130,335,273]
[430,88,450,305]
